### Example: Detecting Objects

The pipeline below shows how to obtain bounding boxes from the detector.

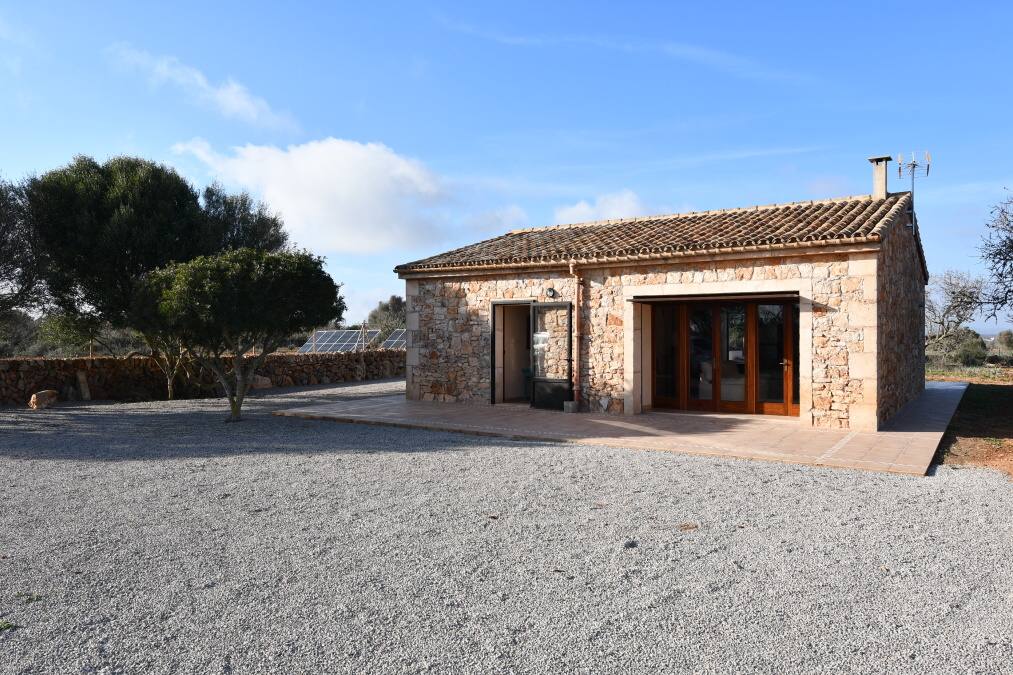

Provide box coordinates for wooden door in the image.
[752,302,797,416]
[651,299,799,417]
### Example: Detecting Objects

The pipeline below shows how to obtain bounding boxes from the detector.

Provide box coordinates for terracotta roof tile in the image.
[396,192,912,274]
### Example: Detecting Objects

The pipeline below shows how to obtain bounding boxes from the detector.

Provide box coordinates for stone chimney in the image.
[868,155,891,199]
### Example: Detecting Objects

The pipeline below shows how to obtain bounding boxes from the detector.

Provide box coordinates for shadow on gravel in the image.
[0,403,476,461]
[0,379,472,462]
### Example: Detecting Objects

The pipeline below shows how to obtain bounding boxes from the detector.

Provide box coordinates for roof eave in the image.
[395,236,883,279]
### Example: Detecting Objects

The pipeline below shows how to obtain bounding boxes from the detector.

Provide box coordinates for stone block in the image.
[848,256,876,277]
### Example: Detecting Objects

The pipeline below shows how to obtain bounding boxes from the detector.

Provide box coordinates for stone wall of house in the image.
[406,251,882,428]
[406,276,577,403]
[876,216,927,424]
[0,350,405,407]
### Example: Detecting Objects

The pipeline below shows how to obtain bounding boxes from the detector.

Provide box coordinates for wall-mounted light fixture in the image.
[546,288,558,298]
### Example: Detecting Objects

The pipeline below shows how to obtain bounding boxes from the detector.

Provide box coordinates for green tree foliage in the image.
[135,249,344,421]
[28,156,209,326]
[366,295,406,339]
[997,329,1013,353]
[27,155,295,397]
[953,331,988,367]
[38,313,108,356]
[202,183,288,253]
[35,313,147,357]
[0,179,42,314]
[0,311,39,357]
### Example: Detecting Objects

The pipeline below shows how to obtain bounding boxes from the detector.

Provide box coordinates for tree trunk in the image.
[166,375,175,401]
[228,351,247,422]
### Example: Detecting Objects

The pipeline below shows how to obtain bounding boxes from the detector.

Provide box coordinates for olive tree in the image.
[202,183,288,253]
[135,249,343,421]
[366,294,406,340]
[28,156,209,325]
[28,155,292,398]
[0,179,41,314]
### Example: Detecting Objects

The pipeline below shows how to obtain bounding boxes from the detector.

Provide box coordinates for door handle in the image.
[780,359,789,367]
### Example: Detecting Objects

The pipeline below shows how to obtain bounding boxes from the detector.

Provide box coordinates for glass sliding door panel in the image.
[792,304,800,405]
[652,304,678,401]
[720,304,746,402]
[757,304,785,403]
[688,306,714,401]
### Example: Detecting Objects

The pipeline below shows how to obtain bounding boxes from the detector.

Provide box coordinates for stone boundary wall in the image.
[0,350,406,407]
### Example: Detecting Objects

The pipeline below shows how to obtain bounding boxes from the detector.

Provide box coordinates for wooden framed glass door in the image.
[753,302,800,416]
[651,298,799,416]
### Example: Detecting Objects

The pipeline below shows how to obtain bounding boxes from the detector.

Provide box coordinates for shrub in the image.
[954,336,988,366]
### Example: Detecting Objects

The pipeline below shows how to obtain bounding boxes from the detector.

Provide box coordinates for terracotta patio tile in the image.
[274,382,967,476]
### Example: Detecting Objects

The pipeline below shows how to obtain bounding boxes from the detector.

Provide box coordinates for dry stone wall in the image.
[408,248,892,428]
[0,350,405,407]
[876,217,927,423]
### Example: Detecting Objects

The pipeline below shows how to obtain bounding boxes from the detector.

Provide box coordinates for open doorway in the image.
[494,303,531,403]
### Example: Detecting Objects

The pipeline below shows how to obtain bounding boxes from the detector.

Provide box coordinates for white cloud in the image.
[464,204,529,235]
[439,19,810,84]
[106,43,297,130]
[554,189,647,224]
[174,137,447,254]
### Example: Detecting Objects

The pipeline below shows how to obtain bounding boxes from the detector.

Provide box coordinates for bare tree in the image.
[925,270,984,351]
[982,193,1013,321]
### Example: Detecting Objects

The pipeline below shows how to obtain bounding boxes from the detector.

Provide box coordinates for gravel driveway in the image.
[1,379,1011,674]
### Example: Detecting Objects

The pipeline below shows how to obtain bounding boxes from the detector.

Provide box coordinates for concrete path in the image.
[274,381,967,476]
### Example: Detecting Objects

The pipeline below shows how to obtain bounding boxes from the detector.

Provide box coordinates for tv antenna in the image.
[896,151,930,229]
[896,151,931,197]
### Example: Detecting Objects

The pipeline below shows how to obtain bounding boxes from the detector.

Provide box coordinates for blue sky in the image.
[1,1,1010,330]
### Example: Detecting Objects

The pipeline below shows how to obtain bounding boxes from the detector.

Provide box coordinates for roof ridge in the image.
[508,192,910,235]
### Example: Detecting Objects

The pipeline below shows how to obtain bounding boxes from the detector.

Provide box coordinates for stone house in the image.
[395,157,927,431]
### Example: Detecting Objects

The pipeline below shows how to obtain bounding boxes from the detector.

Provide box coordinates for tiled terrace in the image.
[274,381,967,476]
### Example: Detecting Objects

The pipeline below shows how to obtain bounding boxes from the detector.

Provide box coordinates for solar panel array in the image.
[298,329,381,353]
[381,328,407,349]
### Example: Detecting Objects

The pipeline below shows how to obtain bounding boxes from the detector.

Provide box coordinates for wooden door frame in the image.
[684,303,715,412]
[649,303,682,409]
[489,299,533,405]
[753,301,797,417]
[650,298,799,417]
[715,303,749,414]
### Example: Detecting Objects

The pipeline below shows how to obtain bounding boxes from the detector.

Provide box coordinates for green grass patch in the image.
[0,619,17,632]
[926,365,1013,383]
[15,592,41,604]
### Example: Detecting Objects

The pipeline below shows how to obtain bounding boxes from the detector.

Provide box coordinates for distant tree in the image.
[37,313,114,357]
[953,330,988,367]
[924,270,984,351]
[135,249,343,421]
[201,183,288,253]
[982,193,1013,322]
[0,179,42,314]
[997,329,1013,353]
[367,295,406,339]
[0,310,39,358]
